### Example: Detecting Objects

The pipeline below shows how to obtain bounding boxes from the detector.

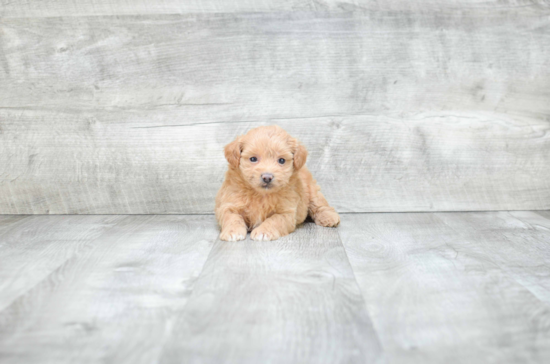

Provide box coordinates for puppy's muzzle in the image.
[261,173,274,184]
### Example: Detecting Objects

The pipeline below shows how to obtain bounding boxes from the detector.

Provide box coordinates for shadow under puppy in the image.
[216,125,340,241]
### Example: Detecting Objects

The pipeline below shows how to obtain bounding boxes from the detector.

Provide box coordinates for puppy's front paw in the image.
[314,210,340,227]
[251,225,280,241]
[220,225,247,241]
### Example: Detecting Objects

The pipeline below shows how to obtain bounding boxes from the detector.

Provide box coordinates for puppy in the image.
[215,125,340,241]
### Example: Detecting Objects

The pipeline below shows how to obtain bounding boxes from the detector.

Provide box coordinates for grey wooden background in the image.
[1,1,549,214]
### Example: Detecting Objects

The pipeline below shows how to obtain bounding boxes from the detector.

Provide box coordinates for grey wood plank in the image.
[0,215,124,311]
[436,210,550,304]
[2,0,546,18]
[0,215,31,236]
[535,210,550,220]
[1,10,549,214]
[160,223,382,364]
[1,111,548,214]
[2,12,549,116]
[0,215,218,364]
[339,212,550,364]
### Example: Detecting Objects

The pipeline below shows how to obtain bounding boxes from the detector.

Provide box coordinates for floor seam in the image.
[335,228,386,363]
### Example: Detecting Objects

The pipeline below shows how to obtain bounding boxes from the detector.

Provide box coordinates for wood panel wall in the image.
[1,2,549,214]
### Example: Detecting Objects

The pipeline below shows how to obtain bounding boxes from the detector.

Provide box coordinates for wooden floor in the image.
[0,211,549,363]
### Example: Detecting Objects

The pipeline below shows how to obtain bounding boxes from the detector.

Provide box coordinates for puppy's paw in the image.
[251,225,280,241]
[314,210,340,227]
[220,225,247,241]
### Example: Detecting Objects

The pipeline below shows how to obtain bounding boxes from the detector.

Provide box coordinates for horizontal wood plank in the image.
[2,12,549,116]
[338,211,550,363]
[2,1,548,18]
[1,11,549,213]
[0,215,218,364]
[1,111,548,214]
[160,222,382,364]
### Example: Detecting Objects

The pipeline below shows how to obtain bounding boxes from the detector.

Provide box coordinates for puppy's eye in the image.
[250,157,258,162]
[278,158,286,165]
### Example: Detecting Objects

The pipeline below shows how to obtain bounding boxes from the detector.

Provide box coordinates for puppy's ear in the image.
[224,137,242,169]
[293,142,308,170]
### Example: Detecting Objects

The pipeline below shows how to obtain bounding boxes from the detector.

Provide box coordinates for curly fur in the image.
[215,125,340,241]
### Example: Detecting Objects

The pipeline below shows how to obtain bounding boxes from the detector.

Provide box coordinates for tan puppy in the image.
[216,125,340,241]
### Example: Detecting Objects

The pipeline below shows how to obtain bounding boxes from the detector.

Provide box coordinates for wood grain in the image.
[160,223,382,364]
[1,10,549,214]
[1,111,548,214]
[0,215,218,364]
[436,210,550,304]
[2,1,548,18]
[339,212,550,364]
[1,212,549,362]
[2,12,549,116]
[0,215,124,311]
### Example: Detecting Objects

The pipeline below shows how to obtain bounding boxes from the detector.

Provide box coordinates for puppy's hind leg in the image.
[308,182,340,227]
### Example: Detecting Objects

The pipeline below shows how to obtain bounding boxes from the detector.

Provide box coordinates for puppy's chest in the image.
[241,197,279,229]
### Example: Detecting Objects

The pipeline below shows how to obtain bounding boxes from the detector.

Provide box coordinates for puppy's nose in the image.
[261,173,274,184]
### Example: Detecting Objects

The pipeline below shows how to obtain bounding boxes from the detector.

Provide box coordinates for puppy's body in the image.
[216,125,339,241]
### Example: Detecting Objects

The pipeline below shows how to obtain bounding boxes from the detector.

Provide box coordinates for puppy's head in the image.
[224,125,307,193]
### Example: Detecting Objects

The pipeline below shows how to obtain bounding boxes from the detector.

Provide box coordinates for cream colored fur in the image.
[215,125,340,241]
